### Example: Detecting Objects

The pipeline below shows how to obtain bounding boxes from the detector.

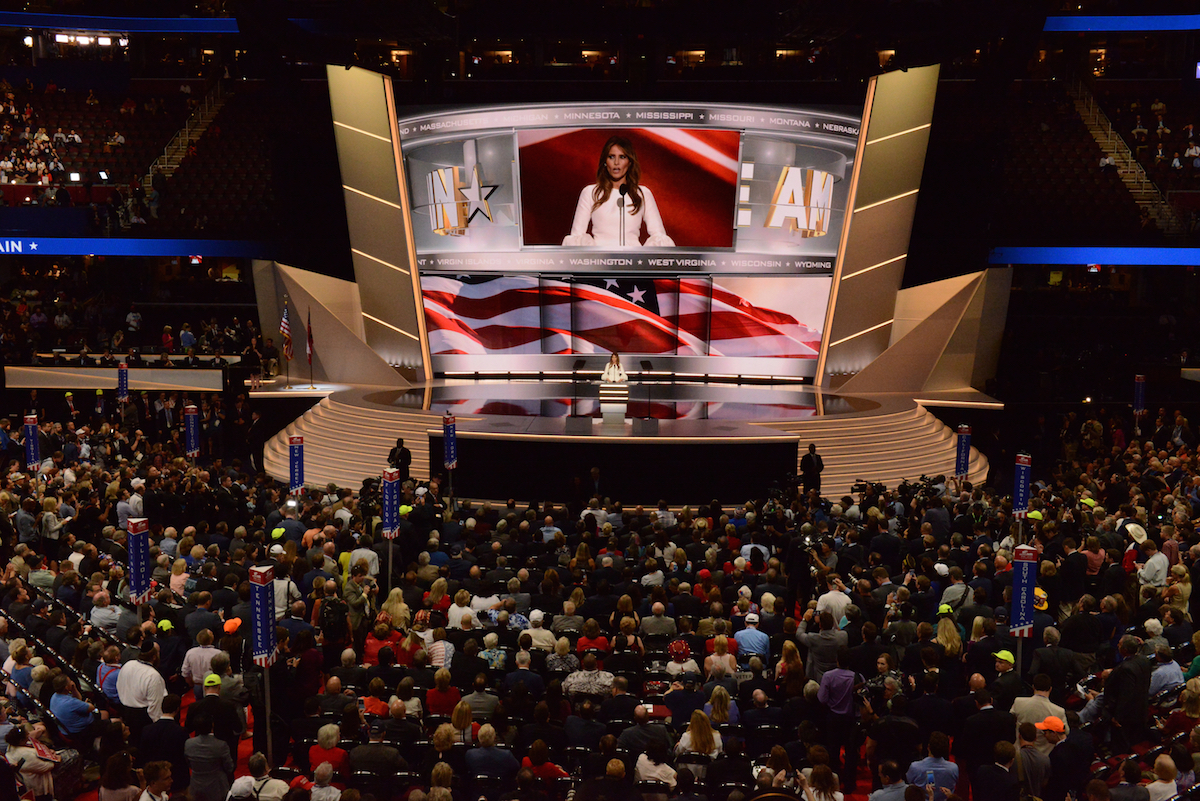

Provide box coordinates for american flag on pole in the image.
[421,276,822,357]
[279,301,293,361]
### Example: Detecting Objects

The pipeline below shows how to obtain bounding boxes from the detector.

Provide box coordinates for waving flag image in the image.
[422,275,824,358]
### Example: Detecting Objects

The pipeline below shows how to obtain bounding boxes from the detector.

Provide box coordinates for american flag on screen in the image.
[422,276,821,357]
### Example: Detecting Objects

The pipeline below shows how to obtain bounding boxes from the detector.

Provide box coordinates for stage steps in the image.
[263,392,989,498]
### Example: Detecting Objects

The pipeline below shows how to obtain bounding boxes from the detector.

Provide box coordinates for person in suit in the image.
[137,694,190,791]
[183,711,235,801]
[1030,628,1080,704]
[990,650,1029,712]
[800,443,824,494]
[185,675,244,765]
[797,610,848,682]
[574,758,633,801]
[953,688,1016,795]
[1101,635,1152,753]
[387,438,412,481]
[464,724,519,781]
[599,676,641,723]
[348,720,409,774]
[972,741,1021,801]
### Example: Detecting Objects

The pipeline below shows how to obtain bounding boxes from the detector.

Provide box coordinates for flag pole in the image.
[307,307,315,389]
[283,294,291,390]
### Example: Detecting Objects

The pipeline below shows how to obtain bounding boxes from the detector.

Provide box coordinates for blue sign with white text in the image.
[288,436,304,494]
[1013,452,1032,517]
[443,414,458,471]
[23,415,38,471]
[954,425,971,479]
[1011,545,1038,637]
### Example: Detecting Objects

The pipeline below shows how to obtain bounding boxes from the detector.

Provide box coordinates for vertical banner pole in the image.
[127,518,152,604]
[288,436,304,496]
[117,362,129,404]
[23,414,39,472]
[443,413,457,499]
[1134,374,1146,437]
[184,405,200,464]
[249,565,278,766]
[954,424,972,482]
[1013,452,1032,546]
[381,468,400,593]
[1011,543,1038,668]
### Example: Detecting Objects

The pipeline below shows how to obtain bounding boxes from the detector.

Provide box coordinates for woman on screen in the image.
[602,352,628,383]
[562,135,675,248]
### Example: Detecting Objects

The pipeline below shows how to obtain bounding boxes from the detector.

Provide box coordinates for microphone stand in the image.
[617,184,628,248]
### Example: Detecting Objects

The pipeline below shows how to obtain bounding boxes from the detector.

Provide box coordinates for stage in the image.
[260,377,992,504]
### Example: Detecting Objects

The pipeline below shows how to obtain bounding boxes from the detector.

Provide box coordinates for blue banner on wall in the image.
[289,436,304,495]
[0,236,267,257]
[381,468,400,539]
[117,362,129,403]
[1010,544,1039,637]
[127,518,153,604]
[954,425,971,479]
[23,414,38,471]
[184,405,200,459]
[249,565,278,667]
[1013,452,1032,518]
[443,414,458,471]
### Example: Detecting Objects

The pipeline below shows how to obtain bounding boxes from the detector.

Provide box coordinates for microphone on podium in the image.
[618,184,627,247]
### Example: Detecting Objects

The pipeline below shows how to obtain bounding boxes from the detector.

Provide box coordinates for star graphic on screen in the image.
[628,286,646,305]
[28,242,38,251]
[604,279,620,289]
[459,166,498,224]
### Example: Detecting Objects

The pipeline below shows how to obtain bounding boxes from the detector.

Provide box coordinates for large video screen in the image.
[396,103,861,372]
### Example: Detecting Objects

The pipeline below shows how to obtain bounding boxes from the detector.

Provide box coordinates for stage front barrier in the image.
[261,384,989,503]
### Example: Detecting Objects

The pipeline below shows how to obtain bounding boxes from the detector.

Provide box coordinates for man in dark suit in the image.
[383,700,423,744]
[599,677,641,723]
[954,688,1017,794]
[742,689,785,730]
[800,443,824,494]
[185,674,243,763]
[972,741,1021,801]
[1030,628,1081,704]
[1045,713,1094,801]
[349,721,409,774]
[1101,635,1152,754]
[137,694,189,791]
[990,649,1030,712]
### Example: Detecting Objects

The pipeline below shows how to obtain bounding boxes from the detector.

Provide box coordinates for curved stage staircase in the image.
[263,387,989,500]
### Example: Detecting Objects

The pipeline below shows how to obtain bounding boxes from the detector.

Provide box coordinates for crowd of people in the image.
[0,398,1198,801]
[0,258,272,374]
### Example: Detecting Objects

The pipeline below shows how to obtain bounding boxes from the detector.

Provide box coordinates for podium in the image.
[599,382,629,426]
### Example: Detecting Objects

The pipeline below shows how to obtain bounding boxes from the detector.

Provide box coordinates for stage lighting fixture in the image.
[97,37,111,46]
[77,36,91,45]
[54,34,69,43]
[22,37,32,47]
[118,39,128,47]
[98,170,109,180]
[69,172,80,182]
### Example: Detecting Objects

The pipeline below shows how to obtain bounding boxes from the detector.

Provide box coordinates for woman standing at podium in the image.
[562,135,675,248]
[602,352,627,383]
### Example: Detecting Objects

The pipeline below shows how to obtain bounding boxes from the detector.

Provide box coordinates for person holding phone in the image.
[906,732,959,801]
